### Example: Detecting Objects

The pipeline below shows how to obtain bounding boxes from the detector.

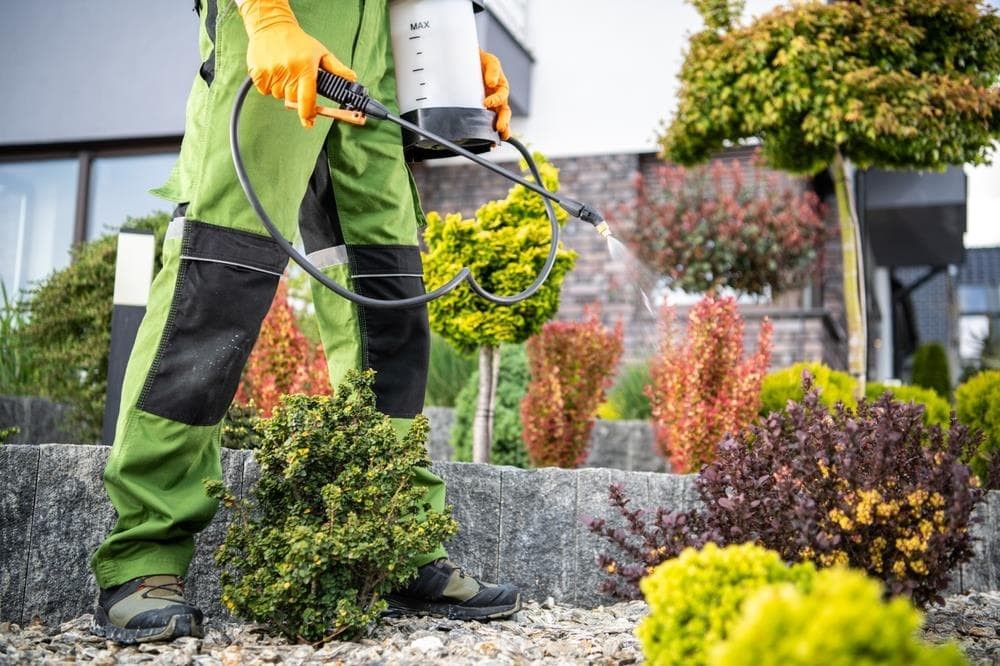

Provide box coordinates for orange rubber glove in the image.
[480,49,511,140]
[238,0,357,128]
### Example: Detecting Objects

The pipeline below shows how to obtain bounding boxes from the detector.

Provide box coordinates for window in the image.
[0,159,78,296]
[87,152,177,240]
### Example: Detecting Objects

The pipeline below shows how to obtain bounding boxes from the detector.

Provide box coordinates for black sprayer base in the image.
[401,107,499,162]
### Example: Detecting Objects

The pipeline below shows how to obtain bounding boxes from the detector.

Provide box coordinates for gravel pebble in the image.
[0,593,996,665]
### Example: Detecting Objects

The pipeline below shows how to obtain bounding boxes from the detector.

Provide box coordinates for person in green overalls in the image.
[89,0,518,644]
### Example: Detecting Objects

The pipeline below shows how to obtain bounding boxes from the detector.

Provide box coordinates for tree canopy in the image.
[662,0,1000,173]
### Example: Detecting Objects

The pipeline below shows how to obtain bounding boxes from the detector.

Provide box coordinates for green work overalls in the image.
[91,0,447,589]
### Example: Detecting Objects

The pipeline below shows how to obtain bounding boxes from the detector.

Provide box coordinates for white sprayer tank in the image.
[388,0,499,161]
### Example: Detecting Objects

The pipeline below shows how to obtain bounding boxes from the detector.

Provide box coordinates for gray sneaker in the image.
[91,575,204,644]
[386,558,521,620]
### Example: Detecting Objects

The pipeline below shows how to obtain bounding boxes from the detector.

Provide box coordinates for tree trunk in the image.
[472,345,499,463]
[830,150,868,396]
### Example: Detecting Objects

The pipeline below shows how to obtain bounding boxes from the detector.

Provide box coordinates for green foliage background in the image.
[911,342,952,399]
[9,214,169,442]
[450,343,531,468]
[954,369,1000,488]
[422,155,576,355]
[759,362,857,416]
[865,381,951,429]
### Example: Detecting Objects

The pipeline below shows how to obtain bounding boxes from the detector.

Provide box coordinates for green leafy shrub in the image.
[648,296,772,473]
[710,567,968,666]
[424,332,475,407]
[637,543,815,666]
[220,402,262,450]
[15,214,169,442]
[954,369,1000,489]
[451,343,530,467]
[865,382,951,428]
[604,361,653,420]
[521,309,623,467]
[0,282,37,395]
[759,362,856,416]
[207,369,457,642]
[912,342,952,399]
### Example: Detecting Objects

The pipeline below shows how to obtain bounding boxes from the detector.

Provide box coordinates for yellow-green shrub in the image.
[637,543,815,666]
[710,568,967,666]
[866,382,951,428]
[954,369,1000,488]
[759,362,856,416]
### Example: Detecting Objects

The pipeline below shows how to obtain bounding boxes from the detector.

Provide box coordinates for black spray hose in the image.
[230,73,602,309]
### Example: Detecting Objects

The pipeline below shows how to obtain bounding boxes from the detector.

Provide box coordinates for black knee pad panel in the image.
[349,245,430,419]
[138,220,288,426]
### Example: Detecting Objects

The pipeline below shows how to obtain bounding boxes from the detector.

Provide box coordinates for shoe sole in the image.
[384,591,522,621]
[91,608,204,644]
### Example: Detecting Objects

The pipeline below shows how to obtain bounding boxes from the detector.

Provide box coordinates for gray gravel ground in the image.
[1,593,997,665]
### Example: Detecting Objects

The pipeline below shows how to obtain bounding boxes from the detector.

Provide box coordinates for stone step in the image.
[1,444,997,626]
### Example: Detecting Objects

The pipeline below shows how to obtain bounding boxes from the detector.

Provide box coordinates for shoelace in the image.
[138,578,185,599]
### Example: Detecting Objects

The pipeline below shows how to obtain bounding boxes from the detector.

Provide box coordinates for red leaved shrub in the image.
[235,280,330,417]
[646,296,772,473]
[619,156,826,296]
[521,308,624,467]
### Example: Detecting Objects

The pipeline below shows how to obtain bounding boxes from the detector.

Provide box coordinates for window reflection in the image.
[87,152,177,240]
[0,159,78,296]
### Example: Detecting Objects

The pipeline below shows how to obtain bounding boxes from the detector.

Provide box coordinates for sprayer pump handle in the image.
[316,69,390,120]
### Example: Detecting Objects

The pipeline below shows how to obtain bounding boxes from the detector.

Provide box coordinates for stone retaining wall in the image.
[2,444,997,626]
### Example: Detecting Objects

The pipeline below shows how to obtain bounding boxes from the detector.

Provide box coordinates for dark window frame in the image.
[0,137,182,246]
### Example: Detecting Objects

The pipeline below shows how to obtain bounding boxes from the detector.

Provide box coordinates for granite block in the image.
[424,407,455,462]
[432,462,501,583]
[185,448,248,619]
[0,445,39,622]
[573,467,650,607]
[21,444,114,624]
[647,473,698,513]
[962,491,999,594]
[498,467,578,604]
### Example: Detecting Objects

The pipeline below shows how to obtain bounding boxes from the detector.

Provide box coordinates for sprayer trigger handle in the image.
[284,100,366,126]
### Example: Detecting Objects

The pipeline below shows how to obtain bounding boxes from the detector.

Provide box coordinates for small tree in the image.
[647,295,772,472]
[234,279,330,418]
[422,155,576,463]
[621,156,826,296]
[521,308,624,467]
[660,0,1000,394]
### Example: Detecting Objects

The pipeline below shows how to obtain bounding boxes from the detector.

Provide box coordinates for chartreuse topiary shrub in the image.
[451,343,530,468]
[15,214,169,442]
[758,362,856,416]
[865,382,951,428]
[591,376,982,607]
[206,370,457,642]
[422,154,575,462]
[711,567,967,666]
[954,369,1000,489]
[912,341,952,399]
[637,543,816,666]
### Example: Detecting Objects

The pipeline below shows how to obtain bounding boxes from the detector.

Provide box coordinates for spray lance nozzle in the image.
[555,197,611,236]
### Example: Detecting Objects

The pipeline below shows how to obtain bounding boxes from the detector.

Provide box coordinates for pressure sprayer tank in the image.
[389,0,499,162]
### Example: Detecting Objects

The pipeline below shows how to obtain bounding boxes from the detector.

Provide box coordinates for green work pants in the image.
[91,0,447,590]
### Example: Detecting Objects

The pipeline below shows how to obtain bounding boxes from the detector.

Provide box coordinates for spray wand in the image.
[230,70,612,310]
